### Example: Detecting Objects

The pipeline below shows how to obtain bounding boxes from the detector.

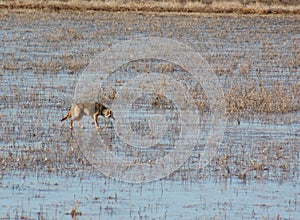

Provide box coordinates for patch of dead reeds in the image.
[225,80,300,122]
[0,0,299,14]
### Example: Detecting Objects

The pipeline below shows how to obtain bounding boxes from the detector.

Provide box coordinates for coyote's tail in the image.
[61,111,72,122]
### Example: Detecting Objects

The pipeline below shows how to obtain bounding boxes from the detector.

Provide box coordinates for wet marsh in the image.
[0,8,299,219]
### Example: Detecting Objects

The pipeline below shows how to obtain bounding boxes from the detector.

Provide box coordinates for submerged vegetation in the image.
[0,3,299,219]
[0,7,299,179]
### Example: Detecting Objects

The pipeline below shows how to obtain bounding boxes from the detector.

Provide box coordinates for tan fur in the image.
[61,102,114,131]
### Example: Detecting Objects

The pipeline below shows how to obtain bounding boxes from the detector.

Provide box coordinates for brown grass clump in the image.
[225,81,299,120]
[0,0,299,14]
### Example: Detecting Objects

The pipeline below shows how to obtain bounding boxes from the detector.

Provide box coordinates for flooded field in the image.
[0,9,299,219]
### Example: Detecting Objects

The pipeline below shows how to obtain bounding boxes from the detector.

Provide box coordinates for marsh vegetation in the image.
[0,5,299,219]
[1,0,300,14]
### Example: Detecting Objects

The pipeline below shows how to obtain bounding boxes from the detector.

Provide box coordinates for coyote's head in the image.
[103,108,115,120]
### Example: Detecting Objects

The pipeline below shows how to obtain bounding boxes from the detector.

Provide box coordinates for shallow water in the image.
[0,10,299,219]
[0,171,299,219]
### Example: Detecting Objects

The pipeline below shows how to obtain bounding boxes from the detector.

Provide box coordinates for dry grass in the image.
[225,81,300,118]
[0,0,300,14]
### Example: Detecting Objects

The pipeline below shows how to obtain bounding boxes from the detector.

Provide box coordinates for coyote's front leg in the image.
[93,113,102,129]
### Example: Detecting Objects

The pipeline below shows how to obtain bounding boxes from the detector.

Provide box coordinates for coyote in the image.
[61,102,114,130]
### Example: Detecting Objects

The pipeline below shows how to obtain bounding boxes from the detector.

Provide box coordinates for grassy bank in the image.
[1,0,300,14]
